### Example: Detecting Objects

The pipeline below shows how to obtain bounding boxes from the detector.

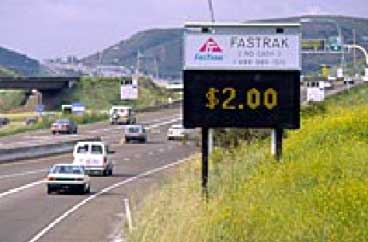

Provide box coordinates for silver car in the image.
[124,124,147,143]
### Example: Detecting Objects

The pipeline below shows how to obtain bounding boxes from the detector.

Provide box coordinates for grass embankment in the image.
[0,112,107,137]
[0,76,177,136]
[65,76,179,110]
[129,84,368,242]
[0,91,26,112]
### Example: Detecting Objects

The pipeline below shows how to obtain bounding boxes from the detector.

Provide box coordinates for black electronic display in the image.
[184,70,300,129]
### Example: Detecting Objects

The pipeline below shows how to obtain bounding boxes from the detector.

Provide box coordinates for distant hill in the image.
[82,28,183,80]
[0,66,18,77]
[82,15,368,78]
[0,47,40,76]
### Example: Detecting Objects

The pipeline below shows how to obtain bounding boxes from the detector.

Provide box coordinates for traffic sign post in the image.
[184,22,301,195]
[36,104,45,116]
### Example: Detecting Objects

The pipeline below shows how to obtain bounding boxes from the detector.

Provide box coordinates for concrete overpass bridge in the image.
[0,77,79,91]
[0,77,80,109]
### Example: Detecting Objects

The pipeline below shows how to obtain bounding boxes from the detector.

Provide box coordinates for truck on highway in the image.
[109,106,136,125]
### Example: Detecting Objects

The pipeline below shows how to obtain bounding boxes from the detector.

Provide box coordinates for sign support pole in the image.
[202,128,209,199]
[271,129,283,160]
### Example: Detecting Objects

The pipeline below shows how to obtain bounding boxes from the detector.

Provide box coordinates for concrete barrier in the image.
[0,136,100,163]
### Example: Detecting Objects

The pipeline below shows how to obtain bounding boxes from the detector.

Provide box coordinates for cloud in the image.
[304,5,331,15]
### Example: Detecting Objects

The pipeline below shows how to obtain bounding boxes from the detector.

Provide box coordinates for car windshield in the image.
[77,144,89,154]
[172,125,183,129]
[56,119,70,124]
[127,126,141,133]
[91,145,103,154]
[51,165,84,175]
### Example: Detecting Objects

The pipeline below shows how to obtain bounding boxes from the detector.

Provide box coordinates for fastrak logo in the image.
[195,37,224,61]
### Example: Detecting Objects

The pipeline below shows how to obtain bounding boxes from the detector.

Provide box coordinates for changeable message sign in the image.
[184,70,300,128]
[183,23,301,129]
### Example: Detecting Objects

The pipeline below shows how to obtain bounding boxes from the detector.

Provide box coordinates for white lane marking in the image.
[28,157,192,242]
[0,169,47,180]
[158,148,165,153]
[123,158,130,161]
[0,180,44,199]
[146,117,182,130]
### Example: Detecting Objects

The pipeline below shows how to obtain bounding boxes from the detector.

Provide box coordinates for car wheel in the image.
[47,186,53,194]
[125,138,130,144]
[52,131,56,135]
[85,184,90,194]
[78,185,85,194]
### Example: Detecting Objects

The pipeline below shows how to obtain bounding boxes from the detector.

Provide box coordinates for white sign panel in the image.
[121,76,138,100]
[184,34,301,70]
[71,103,86,114]
[307,87,325,102]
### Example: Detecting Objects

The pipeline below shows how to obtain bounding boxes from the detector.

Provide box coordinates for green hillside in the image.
[0,66,18,76]
[0,47,40,76]
[83,15,368,78]
[128,83,368,242]
[82,28,183,79]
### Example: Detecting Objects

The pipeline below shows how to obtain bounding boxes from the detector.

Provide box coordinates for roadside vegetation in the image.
[64,76,180,110]
[128,83,368,242]
[0,112,107,137]
[0,90,26,112]
[0,76,178,136]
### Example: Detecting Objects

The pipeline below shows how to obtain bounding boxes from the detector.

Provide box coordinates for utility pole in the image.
[208,0,215,22]
[353,29,356,75]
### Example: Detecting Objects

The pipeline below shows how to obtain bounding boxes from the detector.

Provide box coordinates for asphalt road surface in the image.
[0,107,199,242]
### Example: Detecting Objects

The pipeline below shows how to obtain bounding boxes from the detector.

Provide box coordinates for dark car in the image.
[25,117,38,126]
[0,117,10,126]
[51,118,78,134]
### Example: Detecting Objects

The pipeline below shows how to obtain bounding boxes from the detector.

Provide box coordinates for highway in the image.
[0,107,198,242]
[0,81,363,242]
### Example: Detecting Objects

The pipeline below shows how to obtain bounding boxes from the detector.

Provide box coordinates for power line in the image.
[208,0,215,22]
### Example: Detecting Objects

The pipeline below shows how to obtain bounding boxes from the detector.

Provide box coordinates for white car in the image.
[167,124,188,140]
[46,164,90,194]
[73,141,114,176]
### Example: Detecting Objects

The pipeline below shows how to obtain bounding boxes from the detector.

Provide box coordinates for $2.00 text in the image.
[205,87,278,110]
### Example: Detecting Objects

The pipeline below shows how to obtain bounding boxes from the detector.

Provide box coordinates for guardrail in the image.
[136,99,182,113]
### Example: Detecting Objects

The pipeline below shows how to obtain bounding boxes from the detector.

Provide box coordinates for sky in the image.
[0,0,367,60]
